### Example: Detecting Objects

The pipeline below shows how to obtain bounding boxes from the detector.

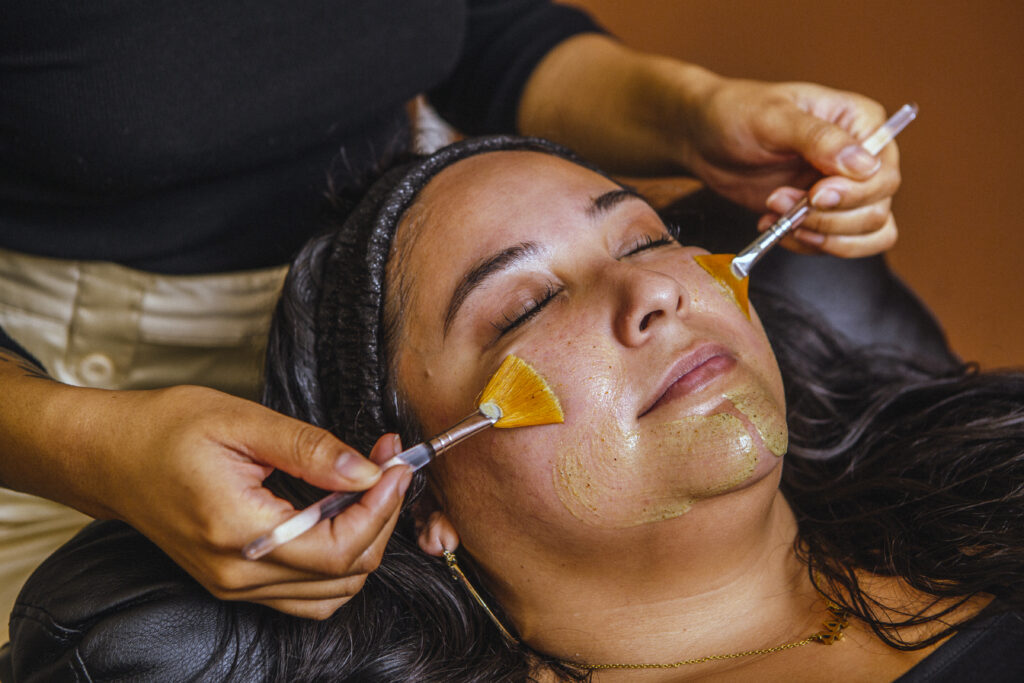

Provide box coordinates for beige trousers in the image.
[0,246,287,643]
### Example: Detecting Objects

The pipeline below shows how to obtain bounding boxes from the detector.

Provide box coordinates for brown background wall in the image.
[567,0,1023,368]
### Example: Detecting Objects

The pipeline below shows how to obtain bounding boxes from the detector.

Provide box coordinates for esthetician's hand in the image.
[0,356,410,620]
[109,385,413,619]
[679,78,901,258]
[518,35,900,259]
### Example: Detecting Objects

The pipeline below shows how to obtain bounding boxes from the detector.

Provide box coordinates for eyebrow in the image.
[586,187,645,220]
[441,186,647,337]
[443,242,541,337]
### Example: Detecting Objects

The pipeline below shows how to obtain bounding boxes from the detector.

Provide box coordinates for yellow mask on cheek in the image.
[694,254,750,318]
[553,412,757,528]
[726,387,788,457]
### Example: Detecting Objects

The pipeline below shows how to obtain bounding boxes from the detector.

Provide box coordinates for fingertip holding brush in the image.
[242,354,563,560]
[729,102,918,280]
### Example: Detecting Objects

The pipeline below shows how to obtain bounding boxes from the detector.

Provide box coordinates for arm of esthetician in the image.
[515,34,902,259]
[0,342,411,620]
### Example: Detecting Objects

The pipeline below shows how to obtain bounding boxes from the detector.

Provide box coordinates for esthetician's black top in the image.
[2,520,1022,681]
[0,0,597,274]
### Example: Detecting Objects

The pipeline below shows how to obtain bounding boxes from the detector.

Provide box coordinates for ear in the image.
[417,510,460,556]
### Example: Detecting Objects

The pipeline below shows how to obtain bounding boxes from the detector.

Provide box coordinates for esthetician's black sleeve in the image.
[428,0,603,134]
[0,325,45,374]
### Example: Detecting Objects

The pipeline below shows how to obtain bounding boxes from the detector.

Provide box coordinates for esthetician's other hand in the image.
[0,358,410,620]
[678,79,900,258]
[115,387,412,619]
[519,35,900,259]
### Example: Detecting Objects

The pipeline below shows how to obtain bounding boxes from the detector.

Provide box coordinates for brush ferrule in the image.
[732,199,810,278]
[429,411,497,454]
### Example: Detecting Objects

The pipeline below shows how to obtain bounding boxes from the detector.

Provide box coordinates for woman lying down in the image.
[6,136,1024,681]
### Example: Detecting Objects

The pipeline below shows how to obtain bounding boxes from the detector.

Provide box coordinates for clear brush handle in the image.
[242,412,495,560]
[860,103,918,156]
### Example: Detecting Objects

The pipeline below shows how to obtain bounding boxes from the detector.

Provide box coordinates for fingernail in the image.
[837,145,881,177]
[334,451,380,483]
[794,228,826,246]
[391,433,403,456]
[811,188,841,209]
[767,191,797,214]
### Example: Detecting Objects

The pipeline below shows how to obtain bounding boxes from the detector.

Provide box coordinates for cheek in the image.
[726,381,788,456]
[685,261,786,427]
[397,349,486,438]
[433,333,635,528]
[730,314,788,452]
[430,422,566,552]
[516,311,641,427]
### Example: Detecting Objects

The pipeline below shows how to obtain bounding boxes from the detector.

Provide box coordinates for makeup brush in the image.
[242,354,563,560]
[729,103,918,280]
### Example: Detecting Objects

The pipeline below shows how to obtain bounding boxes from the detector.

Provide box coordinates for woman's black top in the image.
[896,607,1024,682]
[0,0,597,274]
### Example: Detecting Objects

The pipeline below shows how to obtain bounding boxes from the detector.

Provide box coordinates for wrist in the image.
[0,357,127,518]
[519,34,725,175]
[632,58,723,173]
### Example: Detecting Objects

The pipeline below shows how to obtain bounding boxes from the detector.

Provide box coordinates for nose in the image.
[610,263,687,347]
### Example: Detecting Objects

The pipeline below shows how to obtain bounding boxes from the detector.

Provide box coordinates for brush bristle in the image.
[479,355,564,428]
[694,253,750,318]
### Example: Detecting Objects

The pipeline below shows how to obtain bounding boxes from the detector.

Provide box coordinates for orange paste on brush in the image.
[694,254,750,318]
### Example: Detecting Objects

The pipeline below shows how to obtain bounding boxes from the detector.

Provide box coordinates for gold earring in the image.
[442,549,517,643]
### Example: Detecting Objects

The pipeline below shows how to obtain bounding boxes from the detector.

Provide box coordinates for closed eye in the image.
[623,233,677,257]
[492,283,561,336]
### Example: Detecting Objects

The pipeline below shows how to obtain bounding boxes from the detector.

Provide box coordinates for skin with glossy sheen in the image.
[727,386,789,457]
[387,150,787,552]
[555,413,755,526]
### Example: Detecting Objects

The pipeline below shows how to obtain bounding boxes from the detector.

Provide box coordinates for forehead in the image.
[386,150,623,304]
[421,150,619,229]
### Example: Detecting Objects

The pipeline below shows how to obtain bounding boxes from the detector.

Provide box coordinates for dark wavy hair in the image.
[254,136,1024,681]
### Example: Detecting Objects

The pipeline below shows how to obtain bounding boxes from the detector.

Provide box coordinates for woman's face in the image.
[387,150,786,555]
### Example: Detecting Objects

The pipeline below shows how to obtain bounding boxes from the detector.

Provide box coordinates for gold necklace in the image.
[567,602,850,671]
[442,550,850,672]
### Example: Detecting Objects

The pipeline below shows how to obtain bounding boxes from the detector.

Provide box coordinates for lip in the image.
[638,343,735,418]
